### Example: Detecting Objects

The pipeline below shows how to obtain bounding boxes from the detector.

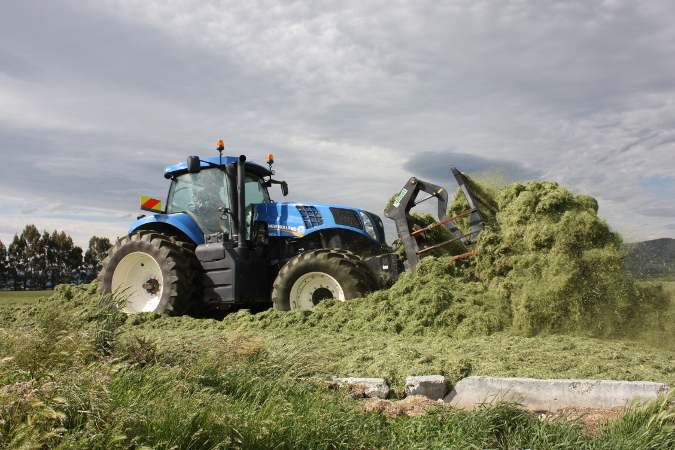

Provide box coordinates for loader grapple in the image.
[384,166,485,272]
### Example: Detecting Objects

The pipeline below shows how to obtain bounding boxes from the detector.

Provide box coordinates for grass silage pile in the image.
[229,178,669,340]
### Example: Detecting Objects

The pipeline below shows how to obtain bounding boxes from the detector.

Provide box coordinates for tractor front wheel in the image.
[98,231,201,315]
[272,249,376,310]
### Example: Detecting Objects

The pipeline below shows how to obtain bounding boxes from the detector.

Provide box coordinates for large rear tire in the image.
[272,249,376,311]
[98,231,201,315]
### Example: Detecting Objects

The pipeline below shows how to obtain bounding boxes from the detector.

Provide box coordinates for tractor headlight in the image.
[359,211,379,242]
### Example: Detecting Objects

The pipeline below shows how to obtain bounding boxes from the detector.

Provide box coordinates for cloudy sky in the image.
[1,0,674,248]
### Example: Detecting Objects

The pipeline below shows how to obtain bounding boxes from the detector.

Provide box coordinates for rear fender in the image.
[130,213,205,245]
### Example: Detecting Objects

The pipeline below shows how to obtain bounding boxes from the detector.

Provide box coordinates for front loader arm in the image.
[384,166,484,273]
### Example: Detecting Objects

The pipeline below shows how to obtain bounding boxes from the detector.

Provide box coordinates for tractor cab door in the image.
[168,169,231,236]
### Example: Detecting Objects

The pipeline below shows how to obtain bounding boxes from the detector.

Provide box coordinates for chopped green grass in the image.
[124,318,675,394]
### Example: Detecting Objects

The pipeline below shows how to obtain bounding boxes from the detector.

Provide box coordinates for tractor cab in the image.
[166,165,271,237]
[163,153,283,242]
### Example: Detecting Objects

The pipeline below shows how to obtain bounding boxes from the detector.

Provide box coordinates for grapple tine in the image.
[451,166,485,243]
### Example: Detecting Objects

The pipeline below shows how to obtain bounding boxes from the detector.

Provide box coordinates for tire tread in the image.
[98,230,202,315]
[271,249,376,311]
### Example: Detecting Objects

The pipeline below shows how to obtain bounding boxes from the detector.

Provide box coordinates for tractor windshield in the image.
[167,168,270,237]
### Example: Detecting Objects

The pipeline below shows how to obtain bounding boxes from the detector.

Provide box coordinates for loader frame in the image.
[384,166,485,272]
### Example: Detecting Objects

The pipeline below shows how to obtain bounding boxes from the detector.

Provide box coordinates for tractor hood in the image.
[255,202,386,243]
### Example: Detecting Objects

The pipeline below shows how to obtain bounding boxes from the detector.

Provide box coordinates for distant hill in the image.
[623,238,675,277]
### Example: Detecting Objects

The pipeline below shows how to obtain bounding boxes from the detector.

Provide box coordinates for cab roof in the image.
[164,156,272,179]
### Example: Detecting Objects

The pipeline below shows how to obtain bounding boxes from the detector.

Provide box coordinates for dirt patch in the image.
[538,406,626,437]
[363,395,448,417]
[364,395,626,435]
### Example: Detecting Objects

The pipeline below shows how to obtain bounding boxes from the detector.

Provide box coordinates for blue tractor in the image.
[99,141,484,316]
[98,142,399,315]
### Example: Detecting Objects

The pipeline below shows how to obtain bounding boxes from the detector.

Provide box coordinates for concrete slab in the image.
[405,375,447,400]
[332,377,390,399]
[444,376,670,411]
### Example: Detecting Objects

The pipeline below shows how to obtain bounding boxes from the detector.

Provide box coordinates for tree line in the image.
[0,224,112,290]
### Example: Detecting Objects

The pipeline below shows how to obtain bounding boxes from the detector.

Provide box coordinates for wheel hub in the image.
[311,287,334,306]
[143,278,160,295]
[290,272,345,310]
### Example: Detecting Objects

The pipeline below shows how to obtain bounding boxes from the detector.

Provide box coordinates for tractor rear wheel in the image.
[272,249,376,311]
[98,231,201,315]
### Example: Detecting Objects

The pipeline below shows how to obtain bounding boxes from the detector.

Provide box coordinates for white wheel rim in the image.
[111,252,163,313]
[289,272,345,310]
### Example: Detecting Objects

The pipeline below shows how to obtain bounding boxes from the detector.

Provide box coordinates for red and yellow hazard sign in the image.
[140,196,162,213]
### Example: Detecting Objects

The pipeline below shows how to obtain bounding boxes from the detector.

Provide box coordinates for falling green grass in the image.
[638,278,675,301]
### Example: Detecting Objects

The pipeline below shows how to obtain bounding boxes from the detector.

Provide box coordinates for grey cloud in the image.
[655,133,675,148]
[595,129,667,164]
[403,150,542,186]
[44,203,66,213]
[20,206,37,214]
[376,2,675,118]
[0,49,37,80]
[0,1,285,126]
[641,208,675,218]
[1,0,675,241]
[0,129,160,213]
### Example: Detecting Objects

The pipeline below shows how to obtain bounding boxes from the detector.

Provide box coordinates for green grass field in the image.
[2,282,675,448]
[0,289,53,305]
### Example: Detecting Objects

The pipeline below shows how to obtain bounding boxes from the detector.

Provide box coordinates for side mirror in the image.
[281,181,289,197]
[187,156,201,173]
